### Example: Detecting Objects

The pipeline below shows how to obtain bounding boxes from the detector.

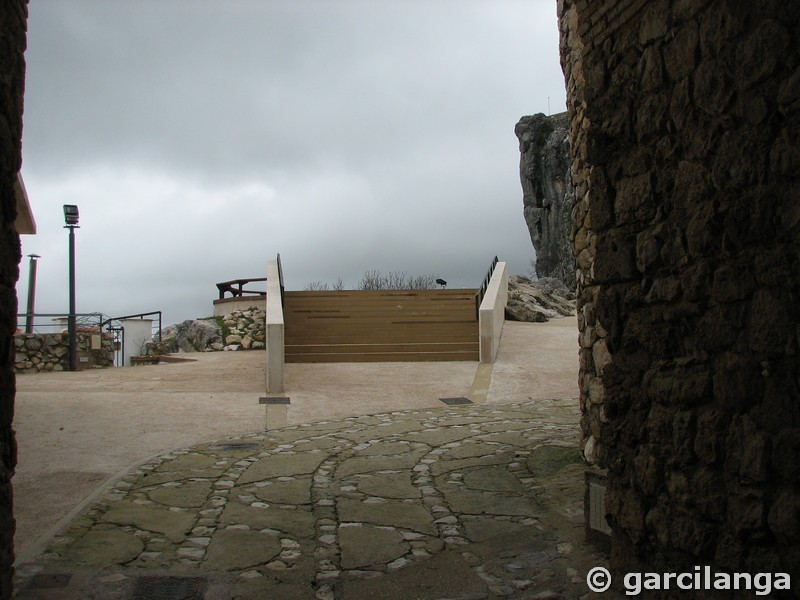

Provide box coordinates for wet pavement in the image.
[13,398,613,599]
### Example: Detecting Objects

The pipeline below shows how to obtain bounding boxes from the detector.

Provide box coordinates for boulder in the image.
[159,307,266,352]
[225,334,243,346]
[505,275,576,323]
[161,319,222,353]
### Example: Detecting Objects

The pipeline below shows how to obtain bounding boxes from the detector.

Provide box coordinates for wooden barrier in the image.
[283,288,479,362]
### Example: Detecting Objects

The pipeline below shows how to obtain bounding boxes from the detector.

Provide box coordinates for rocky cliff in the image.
[515,112,575,290]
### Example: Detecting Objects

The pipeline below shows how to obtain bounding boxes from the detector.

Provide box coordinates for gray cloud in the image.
[19,0,565,326]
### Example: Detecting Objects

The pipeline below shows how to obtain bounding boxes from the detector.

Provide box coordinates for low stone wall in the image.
[212,296,266,317]
[14,331,115,373]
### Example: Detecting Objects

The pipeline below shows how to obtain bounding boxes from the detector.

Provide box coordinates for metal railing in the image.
[101,311,163,367]
[16,312,105,334]
[17,310,163,367]
[101,311,162,340]
[277,252,285,306]
[216,278,268,300]
[476,255,499,319]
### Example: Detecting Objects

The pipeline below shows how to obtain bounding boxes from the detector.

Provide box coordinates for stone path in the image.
[13,399,616,599]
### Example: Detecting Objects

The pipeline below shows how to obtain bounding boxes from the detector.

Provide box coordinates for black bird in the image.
[436,278,447,288]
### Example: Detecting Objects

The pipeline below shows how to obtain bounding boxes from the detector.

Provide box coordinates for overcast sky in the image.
[18,0,566,327]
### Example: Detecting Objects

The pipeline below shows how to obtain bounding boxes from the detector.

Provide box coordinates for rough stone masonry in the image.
[560,0,800,587]
[0,0,27,596]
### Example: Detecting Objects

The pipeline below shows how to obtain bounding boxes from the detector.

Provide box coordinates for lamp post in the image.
[24,254,40,334]
[63,204,79,371]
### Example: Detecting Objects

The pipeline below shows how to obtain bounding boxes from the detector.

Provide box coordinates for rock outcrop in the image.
[515,112,575,290]
[159,307,266,353]
[160,319,222,353]
[505,275,576,323]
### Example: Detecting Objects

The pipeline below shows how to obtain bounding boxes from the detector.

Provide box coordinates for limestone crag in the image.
[515,112,575,290]
[505,276,576,323]
[159,307,265,353]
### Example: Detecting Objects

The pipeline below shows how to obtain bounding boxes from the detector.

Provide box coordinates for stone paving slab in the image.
[13,399,619,599]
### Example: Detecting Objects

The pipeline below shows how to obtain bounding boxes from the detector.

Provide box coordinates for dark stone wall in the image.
[515,112,576,289]
[0,1,26,596]
[559,0,800,584]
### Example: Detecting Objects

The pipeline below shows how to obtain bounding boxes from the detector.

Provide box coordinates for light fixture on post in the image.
[24,254,40,334]
[63,204,79,371]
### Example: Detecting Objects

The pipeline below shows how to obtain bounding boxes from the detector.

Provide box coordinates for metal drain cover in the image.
[131,575,205,600]
[440,397,473,405]
[208,441,261,451]
[27,573,72,589]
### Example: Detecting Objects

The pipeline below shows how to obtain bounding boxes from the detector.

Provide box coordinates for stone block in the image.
[671,410,695,464]
[639,1,669,44]
[586,167,614,231]
[767,488,800,545]
[614,173,654,225]
[592,339,612,376]
[777,66,800,115]
[727,490,766,538]
[644,361,712,406]
[734,19,789,90]
[24,337,41,351]
[694,409,727,465]
[695,307,738,352]
[691,466,726,520]
[680,262,711,302]
[710,260,754,303]
[593,232,637,283]
[587,376,605,406]
[749,289,792,354]
[578,324,597,349]
[734,421,770,483]
[663,21,699,81]
[635,229,660,273]
[769,126,800,177]
[669,508,717,556]
[771,429,800,484]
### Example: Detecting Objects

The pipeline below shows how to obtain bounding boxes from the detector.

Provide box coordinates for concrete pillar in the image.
[478,262,509,364]
[265,259,285,393]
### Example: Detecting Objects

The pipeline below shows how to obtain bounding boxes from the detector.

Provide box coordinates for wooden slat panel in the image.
[282,288,479,362]
[285,323,478,339]
[286,350,479,363]
[286,342,479,354]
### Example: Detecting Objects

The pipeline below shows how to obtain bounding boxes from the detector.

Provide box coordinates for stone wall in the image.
[14,331,115,373]
[515,112,576,289]
[559,0,800,583]
[0,0,26,595]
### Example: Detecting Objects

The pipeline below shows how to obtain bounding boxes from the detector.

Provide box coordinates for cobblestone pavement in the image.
[13,399,616,599]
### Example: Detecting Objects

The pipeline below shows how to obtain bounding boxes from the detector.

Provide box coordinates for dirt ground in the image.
[12,319,578,563]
